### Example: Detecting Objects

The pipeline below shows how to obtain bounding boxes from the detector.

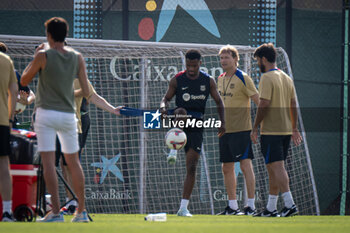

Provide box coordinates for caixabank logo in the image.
[138,0,221,41]
[91,153,124,184]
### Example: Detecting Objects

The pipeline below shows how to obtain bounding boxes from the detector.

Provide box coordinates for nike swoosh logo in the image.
[182,87,189,90]
[156,0,221,42]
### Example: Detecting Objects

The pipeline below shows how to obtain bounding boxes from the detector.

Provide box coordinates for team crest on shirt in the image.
[200,85,206,92]
[182,93,191,101]
[230,83,235,89]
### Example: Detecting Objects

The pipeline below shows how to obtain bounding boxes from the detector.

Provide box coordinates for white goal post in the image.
[0,34,320,215]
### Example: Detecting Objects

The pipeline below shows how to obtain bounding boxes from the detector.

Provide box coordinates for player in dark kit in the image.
[160,49,225,216]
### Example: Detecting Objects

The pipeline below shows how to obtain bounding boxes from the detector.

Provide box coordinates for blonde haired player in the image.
[57,78,123,214]
[216,45,259,215]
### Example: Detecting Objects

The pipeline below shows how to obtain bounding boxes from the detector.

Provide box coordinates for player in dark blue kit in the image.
[160,49,225,216]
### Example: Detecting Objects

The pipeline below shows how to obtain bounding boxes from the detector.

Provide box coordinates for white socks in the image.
[228,199,255,210]
[2,200,12,213]
[247,198,255,210]
[266,192,295,211]
[282,191,295,208]
[180,199,189,209]
[266,195,278,212]
[228,200,238,210]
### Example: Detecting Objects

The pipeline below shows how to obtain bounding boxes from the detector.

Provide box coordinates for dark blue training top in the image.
[175,70,211,116]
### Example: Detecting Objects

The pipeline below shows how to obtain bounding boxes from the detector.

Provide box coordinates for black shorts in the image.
[219,131,254,163]
[183,127,203,154]
[0,126,11,156]
[261,135,291,164]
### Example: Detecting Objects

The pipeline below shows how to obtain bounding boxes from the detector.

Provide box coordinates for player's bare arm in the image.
[290,98,302,146]
[209,77,225,137]
[21,50,46,86]
[251,93,260,106]
[89,93,123,116]
[251,98,270,143]
[8,82,18,122]
[160,76,177,116]
[75,79,94,98]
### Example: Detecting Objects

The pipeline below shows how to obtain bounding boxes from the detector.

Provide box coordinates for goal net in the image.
[0,35,320,215]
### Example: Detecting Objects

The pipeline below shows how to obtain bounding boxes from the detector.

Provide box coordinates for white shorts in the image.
[34,108,79,154]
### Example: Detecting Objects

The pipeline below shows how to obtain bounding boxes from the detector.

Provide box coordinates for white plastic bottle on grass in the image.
[144,213,167,221]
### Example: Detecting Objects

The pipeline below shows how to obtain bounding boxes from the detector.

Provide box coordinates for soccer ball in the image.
[165,128,187,150]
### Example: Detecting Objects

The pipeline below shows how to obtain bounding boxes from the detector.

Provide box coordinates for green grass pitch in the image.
[0,214,349,233]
